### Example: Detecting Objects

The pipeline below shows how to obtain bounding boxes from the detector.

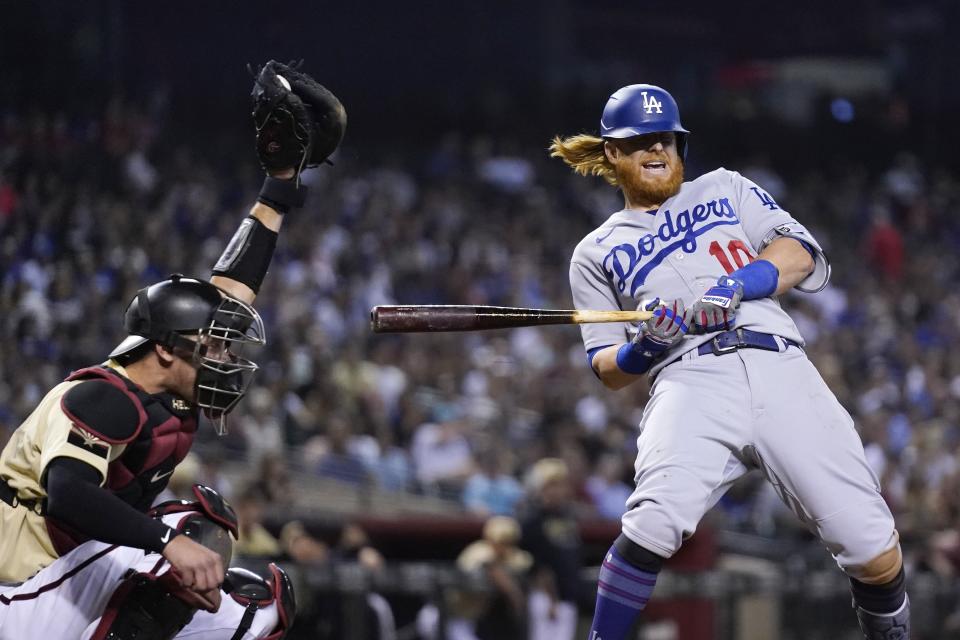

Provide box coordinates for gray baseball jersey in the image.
[568,168,898,574]
[570,168,830,375]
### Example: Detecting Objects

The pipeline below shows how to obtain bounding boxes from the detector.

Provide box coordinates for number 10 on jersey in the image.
[709,240,755,274]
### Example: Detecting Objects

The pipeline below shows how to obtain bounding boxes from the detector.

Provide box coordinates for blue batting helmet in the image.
[600,84,689,160]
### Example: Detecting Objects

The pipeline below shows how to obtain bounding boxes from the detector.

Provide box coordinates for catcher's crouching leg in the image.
[87,571,202,640]
[87,488,238,640]
[223,563,296,640]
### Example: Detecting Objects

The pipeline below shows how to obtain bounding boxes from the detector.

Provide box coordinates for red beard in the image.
[617,159,684,207]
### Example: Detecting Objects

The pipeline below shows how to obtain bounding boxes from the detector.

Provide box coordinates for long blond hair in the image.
[548,134,618,186]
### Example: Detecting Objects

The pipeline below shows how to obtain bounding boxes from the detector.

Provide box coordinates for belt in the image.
[697,328,801,357]
[0,480,45,515]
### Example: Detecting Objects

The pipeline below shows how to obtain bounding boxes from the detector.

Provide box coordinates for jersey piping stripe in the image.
[0,545,118,605]
[628,219,740,295]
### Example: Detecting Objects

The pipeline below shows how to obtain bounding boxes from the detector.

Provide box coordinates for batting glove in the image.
[635,298,694,353]
[615,298,693,375]
[692,276,744,333]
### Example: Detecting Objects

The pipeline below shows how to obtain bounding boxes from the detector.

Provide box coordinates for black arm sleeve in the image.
[44,457,179,554]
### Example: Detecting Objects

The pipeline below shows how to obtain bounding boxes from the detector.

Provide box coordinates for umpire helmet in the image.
[109,274,266,434]
[600,84,689,160]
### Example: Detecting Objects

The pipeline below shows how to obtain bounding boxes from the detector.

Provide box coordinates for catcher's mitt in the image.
[250,60,347,175]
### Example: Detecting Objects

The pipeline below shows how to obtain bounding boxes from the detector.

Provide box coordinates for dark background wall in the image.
[2,0,958,169]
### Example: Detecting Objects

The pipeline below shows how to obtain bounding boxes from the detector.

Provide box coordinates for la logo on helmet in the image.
[641,91,663,114]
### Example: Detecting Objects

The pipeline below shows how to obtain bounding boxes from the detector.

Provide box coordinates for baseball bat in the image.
[370,305,654,333]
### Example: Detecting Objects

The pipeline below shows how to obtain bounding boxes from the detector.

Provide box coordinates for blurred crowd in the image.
[3,97,960,604]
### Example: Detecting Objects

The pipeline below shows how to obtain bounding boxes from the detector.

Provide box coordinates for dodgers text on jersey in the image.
[601,197,738,296]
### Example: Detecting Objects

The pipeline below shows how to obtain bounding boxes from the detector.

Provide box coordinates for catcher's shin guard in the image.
[855,594,910,640]
[225,563,296,640]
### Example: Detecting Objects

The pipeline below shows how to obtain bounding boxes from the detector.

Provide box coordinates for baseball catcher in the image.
[0,485,294,639]
[0,60,343,637]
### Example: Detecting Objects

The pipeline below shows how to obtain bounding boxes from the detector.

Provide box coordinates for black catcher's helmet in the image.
[109,274,266,434]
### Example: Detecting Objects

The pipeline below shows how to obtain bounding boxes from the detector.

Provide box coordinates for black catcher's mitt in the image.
[250,60,347,174]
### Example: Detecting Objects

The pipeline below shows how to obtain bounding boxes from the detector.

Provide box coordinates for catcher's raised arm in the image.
[211,59,347,305]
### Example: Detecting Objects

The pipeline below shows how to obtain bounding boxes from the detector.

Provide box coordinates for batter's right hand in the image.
[692,276,744,333]
[161,534,225,593]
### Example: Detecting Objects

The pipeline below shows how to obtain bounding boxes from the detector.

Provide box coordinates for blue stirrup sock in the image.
[588,545,661,640]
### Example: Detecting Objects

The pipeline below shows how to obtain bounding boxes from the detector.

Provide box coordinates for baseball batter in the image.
[552,85,909,639]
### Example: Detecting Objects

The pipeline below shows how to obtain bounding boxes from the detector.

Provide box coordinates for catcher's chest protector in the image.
[46,366,197,554]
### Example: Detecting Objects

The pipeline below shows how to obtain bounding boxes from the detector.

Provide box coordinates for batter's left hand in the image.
[693,276,744,333]
[637,298,694,351]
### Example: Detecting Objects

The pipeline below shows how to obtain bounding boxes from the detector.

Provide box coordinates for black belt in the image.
[0,480,45,515]
[697,328,801,357]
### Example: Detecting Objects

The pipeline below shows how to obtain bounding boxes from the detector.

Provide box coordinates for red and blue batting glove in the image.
[693,276,744,333]
[616,298,693,374]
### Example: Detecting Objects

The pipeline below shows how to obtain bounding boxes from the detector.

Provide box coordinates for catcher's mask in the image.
[109,274,266,435]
